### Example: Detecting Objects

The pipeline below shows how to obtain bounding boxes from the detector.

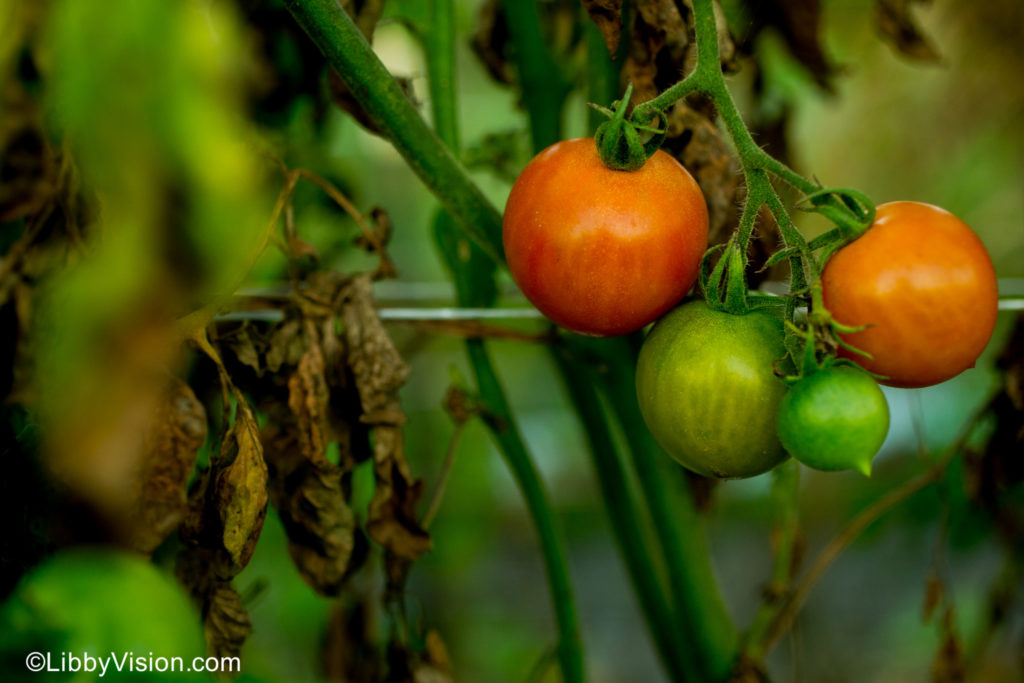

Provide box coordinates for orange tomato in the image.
[502,138,709,336]
[821,201,998,388]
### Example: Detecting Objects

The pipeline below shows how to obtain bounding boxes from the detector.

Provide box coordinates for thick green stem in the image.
[502,0,572,150]
[424,4,584,679]
[470,342,585,683]
[426,0,459,152]
[743,460,800,662]
[553,345,693,682]
[283,0,504,262]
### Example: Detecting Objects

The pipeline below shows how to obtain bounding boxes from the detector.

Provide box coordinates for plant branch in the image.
[282,0,504,263]
[553,345,693,682]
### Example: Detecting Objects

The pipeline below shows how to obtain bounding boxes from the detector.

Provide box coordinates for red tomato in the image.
[821,201,998,388]
[502,138,709,336]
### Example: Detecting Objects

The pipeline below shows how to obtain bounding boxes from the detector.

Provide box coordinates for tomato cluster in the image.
[503,140,998,480]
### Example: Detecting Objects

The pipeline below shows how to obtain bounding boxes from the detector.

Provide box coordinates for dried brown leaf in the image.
[204,582,251,661]
[263,418,357,596]
[341,275,429,560]
[215,399,269,571]
[662,101,741,243]
[176,550,251,662]
[226,325,262,376]
[471,1,515,86]
[583,0,623,55]
[626,0,692,105]
[875,0,941,63]
[288,343,331,462]
[128,378,207,553]
[0,113,56,222]
[932,607,965,683]
[922,570,945,623]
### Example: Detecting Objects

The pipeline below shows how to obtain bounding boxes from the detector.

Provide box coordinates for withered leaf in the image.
[471,1,515,86]
[128,378,207,554]
[922,570,944,623]
[341,275,429,560]
[214,399,269,572]
[264,318,305,375]
[931,607,965,683]
[204,582,251,661]
[626,0,692,106]
[288,343,331,462]
[0,114,55,222]
[226,324,263,376]
[583,0,623,55]
[263,419,357,596]
[176,549,251,661]
[874,0,941,62]
[663,101,742,244]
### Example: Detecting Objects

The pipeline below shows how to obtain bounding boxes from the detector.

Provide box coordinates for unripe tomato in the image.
[821,201,998,388]
[0,550,205,665]
[776,365,889,476]
[503,138,709,336]
[636,301,789,478]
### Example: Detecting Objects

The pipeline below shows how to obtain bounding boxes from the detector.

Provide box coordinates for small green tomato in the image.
[776,365,889,476]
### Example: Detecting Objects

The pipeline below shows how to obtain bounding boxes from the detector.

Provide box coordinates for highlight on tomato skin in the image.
[502,137,709,337]
[821,201,999,389]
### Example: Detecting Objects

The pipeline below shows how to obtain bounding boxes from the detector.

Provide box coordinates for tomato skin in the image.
[503,138,709,337]
[776,365,889,475]
[821,201,998,388]
[636,301,789,479]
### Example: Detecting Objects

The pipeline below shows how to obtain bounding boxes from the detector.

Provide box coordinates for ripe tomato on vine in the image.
[821,201,998,388]
[502,138,709,337]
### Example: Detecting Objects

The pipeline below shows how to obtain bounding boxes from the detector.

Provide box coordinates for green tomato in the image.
[636,301,790,478]
[0,549,205,681]
[776,364,889,476]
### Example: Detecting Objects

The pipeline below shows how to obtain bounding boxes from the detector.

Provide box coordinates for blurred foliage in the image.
[0,0,1022,682]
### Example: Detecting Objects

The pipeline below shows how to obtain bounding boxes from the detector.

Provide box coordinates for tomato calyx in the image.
[794,187,876,264]
[699,238,785,318]
[779,282,886,386]
[591,83,667,171]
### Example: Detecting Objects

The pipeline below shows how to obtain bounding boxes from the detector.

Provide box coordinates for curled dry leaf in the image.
[0,112,56,222]
[175,550,251,662]
[204,582,252,661]
[215,399,269,572]
[127,377,207,554]
[582,0,624,55]
[341,274,430,561]
[626,0,691,105]
[471,0,515,86]
[261,336,358,596]
[663,100,742,244]
[180,396,268,578]
[874,0,941,63]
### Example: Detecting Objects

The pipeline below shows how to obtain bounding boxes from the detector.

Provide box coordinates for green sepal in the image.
[723,243,748,315]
